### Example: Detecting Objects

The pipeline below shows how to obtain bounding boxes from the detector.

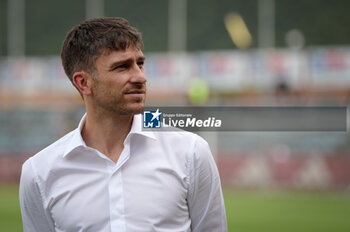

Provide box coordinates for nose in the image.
[130,64,147,84]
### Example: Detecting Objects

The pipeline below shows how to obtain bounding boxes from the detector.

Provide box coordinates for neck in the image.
[82,107,134,163]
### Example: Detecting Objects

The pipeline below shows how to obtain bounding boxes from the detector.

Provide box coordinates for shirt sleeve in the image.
[19,159,55,232]
[187,135,228,232]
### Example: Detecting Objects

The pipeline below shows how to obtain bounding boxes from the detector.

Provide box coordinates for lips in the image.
[125,90,145,94]
[124,88,146,99]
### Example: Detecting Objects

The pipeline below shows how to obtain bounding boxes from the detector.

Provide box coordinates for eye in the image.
[114,64,128,70]
[137,61,144,68]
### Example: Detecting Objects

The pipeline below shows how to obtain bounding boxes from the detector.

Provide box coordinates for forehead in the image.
[95,46,144,68]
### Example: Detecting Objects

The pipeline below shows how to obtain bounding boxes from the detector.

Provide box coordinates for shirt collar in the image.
[129,114,157,140]
[63,113,156,157]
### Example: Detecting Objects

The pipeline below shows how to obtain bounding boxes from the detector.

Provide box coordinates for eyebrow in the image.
[108,56,146,71]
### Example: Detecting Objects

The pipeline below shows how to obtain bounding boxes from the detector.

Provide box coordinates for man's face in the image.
[90,46,146,115]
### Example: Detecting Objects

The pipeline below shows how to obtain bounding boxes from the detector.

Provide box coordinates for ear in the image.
[72,71,93,96]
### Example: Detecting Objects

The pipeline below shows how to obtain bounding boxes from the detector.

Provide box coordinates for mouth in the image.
[124,90,145,97]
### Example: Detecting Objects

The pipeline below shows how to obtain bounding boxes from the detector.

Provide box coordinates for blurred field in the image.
[0,185,22,232]
[1,185,350,232]
[224,189,350,232]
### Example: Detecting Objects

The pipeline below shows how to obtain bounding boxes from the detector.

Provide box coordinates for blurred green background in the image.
[1,0,350,55]
[1,185,350,232]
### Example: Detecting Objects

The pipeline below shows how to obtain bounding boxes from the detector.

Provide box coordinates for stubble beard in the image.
[93,84,146,117]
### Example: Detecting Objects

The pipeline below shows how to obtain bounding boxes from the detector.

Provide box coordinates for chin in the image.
[124,103,145,115]
[131,107,144,115]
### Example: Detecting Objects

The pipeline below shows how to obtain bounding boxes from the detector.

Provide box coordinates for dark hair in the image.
[61,17,143,93]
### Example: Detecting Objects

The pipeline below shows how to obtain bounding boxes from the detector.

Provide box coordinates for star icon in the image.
[151,109,162,121]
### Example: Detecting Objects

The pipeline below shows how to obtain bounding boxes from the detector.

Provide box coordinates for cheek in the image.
[92,73,128,96]
[97,80,124,93]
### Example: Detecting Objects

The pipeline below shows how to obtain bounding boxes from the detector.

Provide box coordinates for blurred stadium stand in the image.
[1,48,350,189]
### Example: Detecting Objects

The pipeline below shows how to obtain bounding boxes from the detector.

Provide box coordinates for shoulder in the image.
[157,129,215,169]
[152,129,211,159]
[24,129,76,175]
[152,128,199,147]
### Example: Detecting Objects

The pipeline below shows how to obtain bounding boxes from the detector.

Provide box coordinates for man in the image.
[19,17,227,232]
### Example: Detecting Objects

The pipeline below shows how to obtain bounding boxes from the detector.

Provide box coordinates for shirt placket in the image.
[106,144,130,232]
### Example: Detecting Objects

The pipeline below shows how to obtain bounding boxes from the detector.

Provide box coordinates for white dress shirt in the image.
[20,114,227,232]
